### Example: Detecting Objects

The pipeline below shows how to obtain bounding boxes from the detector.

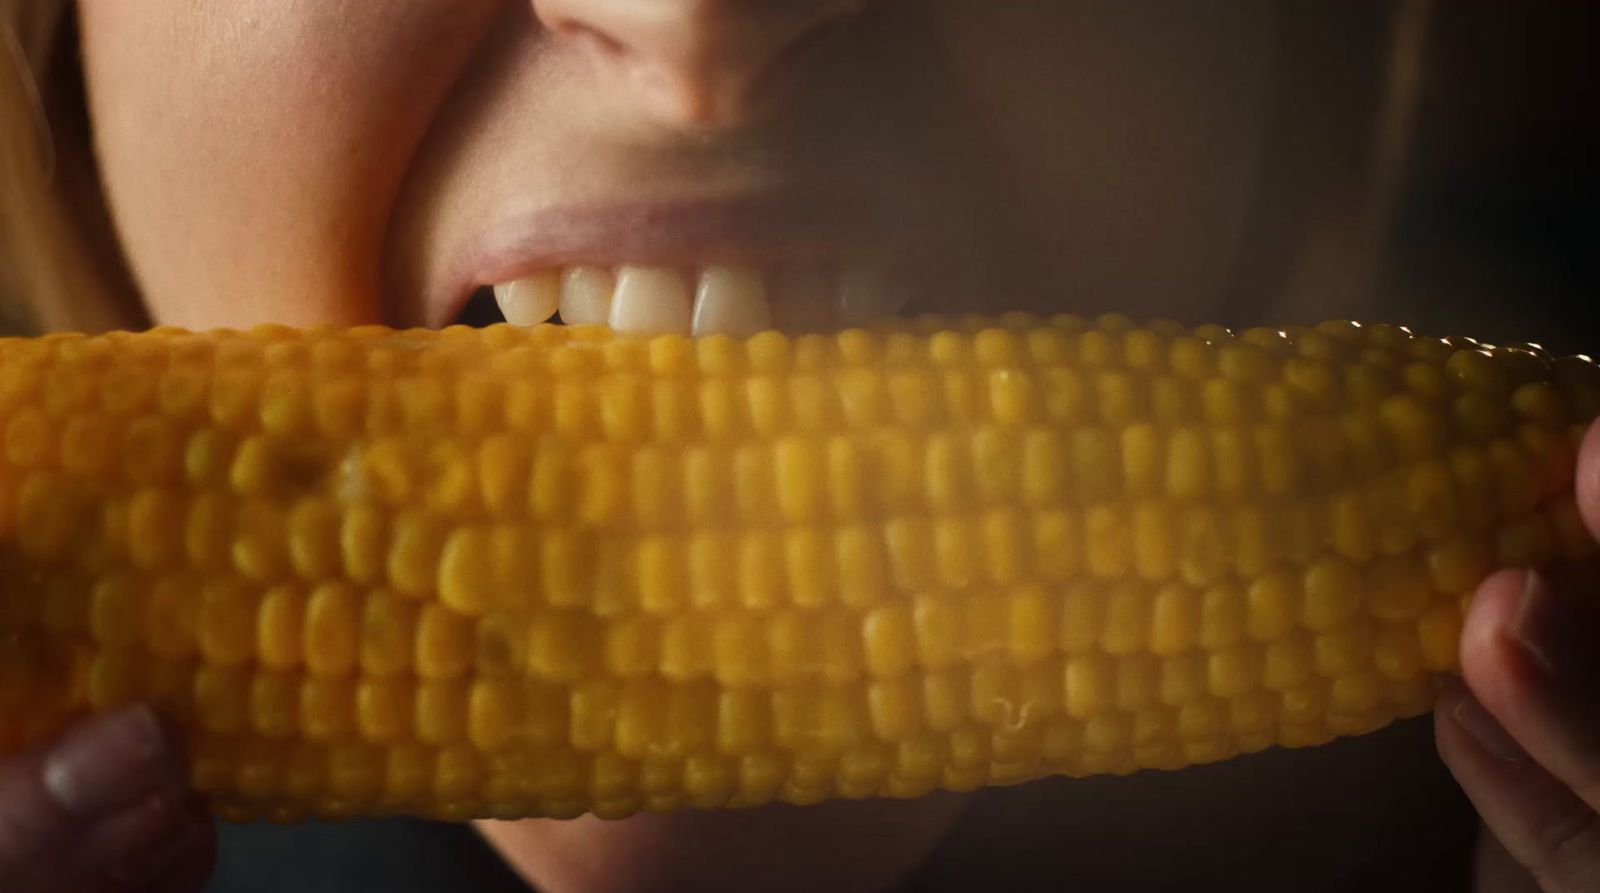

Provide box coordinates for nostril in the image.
[535,0,867,128]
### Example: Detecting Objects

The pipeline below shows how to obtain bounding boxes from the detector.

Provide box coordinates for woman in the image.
[1,2,1596,890]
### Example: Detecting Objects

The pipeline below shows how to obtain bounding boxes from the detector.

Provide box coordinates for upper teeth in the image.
[611,267,692,335]
[692,268,771,337]
[489,264,904,336]
[556,267,615,326]
[490,272,559,326]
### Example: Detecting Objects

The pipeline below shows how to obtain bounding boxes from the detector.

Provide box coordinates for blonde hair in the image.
[0,2,1429,337]
[0,0,141,334]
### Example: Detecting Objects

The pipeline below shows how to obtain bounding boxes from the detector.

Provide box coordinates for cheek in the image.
[79,1,496,329]
[939,3,1275,317]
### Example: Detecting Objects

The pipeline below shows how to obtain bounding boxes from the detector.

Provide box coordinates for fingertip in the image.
[1459,569,1530,696]
[40,704,186,819]
[96,789,210,890]
[1578,418,1600,542]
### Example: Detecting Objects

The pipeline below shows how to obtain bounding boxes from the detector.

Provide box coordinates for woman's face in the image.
[73,3,1281,886]
[77,1,1276,333]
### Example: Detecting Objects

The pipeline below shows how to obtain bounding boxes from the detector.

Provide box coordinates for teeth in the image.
[492,273,560,325]
[692,267,772,337]
[559,266,616,326]
[610,266,692,335]
[837,264,903,327]
[496,262,902,335]
[769,266,836,333]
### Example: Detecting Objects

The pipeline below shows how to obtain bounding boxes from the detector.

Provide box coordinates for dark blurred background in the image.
[180,3,1588,891]
[1372,2,1596,353]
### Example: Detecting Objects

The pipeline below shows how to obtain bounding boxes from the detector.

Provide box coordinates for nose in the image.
[532,0,866,127]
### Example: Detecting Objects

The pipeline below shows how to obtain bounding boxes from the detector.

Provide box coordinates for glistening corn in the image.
[0,314,1595,822]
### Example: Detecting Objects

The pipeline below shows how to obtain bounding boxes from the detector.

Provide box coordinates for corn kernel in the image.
[0,318,1591,822]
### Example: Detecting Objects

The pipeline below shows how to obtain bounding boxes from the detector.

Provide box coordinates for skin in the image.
[73,1,1273,329]
[0,2,1594,891]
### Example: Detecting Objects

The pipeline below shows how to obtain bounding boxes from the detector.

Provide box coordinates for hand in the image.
[0,705,215,892]
[1437,419,1600,893]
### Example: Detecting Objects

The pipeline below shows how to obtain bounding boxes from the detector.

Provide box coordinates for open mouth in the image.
[455,261,921,336]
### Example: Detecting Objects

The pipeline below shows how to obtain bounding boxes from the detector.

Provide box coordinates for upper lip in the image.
[433,190,935,327]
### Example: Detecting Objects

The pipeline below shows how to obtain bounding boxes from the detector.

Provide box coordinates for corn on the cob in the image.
[0,315,1595,823]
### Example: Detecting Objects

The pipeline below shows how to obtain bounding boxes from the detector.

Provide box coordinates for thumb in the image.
[0,705,211,891]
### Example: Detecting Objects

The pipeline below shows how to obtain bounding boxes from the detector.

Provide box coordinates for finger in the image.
[88,790,213,892]
[1474,824,1544,893]
[1460,567,1600,812]
[135,799,216,893]
[1436,679,1600,893]
[1575,419,1600,542]
[0,706,188,890]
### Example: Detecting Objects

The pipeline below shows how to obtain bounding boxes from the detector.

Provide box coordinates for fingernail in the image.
[41,706,179,817]
[1509,569,1598,684]
[1451,693,1527,763]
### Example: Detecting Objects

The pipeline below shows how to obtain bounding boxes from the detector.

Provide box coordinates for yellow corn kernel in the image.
[982,509,1026,584]
[416,679,468,745]
[303,582,360,676]
[1007,585,1058,662]
[1302,557,1362,632]
[1207,647,1261,699]
[1418,604,1464,671]
[438,527,495,615]
[199,579,258,667]
[387,511,446,597]
[142,577,197,658]
[356,677,412,744]
[528,610,598,684]
[1101,584,1151,655]
[1329,492,1377,562]
[286,497,341,581]
[736,531,783,609]
[1497,511,1559,569]
[89,574,142,648]
[1132,503,1178,583]
[1263,635,1316,692]
[1122,424,1163,496]
[707,614,764,686]
[1147,582,1197,656]
[0,319,1590,823]
[1165,428,1211,499]
[1085,505,1132,579]
[1159,653,1208,707]
[416,603,474,680]
[1373,624,1426,682]
[1072,428,1121,502]
[355,591,415,677]
[1063,655,1116,720]
[249,670,300,739]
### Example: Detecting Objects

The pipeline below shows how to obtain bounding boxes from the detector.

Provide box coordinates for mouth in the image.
[440,195,972,335]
